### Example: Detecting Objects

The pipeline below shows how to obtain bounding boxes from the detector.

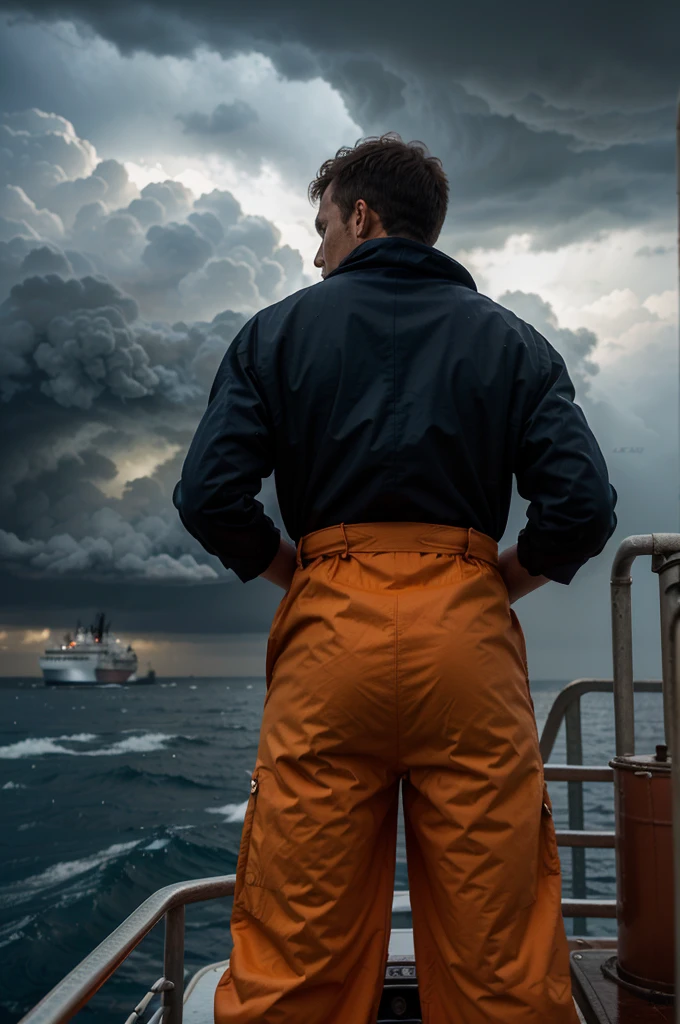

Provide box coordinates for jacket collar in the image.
[324,236,477,291]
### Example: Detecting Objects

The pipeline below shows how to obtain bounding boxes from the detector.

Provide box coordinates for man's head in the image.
[308,131,449,279]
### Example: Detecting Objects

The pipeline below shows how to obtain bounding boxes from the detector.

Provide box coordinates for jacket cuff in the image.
[220,528,282,583]
[516,530,586,585]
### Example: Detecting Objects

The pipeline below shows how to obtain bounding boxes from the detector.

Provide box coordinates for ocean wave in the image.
[0,841,141,908]
[0,733,176,759]
[106,765,217,789]
[205,800,248,822]
[2,781,27,790]
[143,838,170,851]
[0,914,35,950]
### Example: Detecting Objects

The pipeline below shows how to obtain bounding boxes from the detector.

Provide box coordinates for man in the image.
[174,132,617,1024]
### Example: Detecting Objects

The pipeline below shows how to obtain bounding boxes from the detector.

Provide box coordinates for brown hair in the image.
[307,131,448,247]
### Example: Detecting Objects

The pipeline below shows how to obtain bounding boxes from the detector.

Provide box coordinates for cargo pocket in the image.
[234,765,292,906]
[540,781,561,876]
[233,770,260,909]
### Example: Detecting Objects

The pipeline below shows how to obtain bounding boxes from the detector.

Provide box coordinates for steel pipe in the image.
[610,535,654,756]
[538,678,661,764]
[163,906,185,1024]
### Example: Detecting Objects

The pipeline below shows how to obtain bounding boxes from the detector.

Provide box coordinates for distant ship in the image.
[39,613,139,685]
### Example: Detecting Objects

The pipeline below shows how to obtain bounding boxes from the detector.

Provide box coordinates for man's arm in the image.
[173,317,282,584]
[510,324,618,587]
[259,535,297,590]
[498,544,550,604]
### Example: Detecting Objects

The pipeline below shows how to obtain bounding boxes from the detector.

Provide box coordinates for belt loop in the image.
[465,527,473,561]
[296,536,304,570]
[340,522,350,559]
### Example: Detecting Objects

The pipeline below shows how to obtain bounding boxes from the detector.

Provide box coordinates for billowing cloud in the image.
[0,1,676,254]
[0,107,311,585]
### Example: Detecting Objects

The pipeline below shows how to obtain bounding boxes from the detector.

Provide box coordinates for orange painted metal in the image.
[610,749,674,996]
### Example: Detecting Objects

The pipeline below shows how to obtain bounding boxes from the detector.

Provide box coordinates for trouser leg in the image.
[396,566,579,1024]
[215,756,399,1024]
[215,572,401,1024]
[403,764,577,1024]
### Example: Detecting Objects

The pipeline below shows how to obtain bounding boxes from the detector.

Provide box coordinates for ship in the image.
[39,613,138,685]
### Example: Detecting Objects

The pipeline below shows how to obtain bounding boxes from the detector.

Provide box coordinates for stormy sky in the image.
[0,1,677,681]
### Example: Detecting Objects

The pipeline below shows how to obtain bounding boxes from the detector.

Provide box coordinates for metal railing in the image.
[538,676,662,933]
[19,876,237,1024]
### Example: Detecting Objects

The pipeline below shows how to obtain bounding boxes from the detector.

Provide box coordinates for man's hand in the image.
[259,536,298,591]
[497,544,550,604]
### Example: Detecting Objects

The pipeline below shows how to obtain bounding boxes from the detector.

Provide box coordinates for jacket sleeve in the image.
[512,325,617,585]
[172,316,281,583]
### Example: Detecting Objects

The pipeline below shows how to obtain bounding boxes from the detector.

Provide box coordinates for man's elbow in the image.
[173,478,208,538]
[578,483,618,560]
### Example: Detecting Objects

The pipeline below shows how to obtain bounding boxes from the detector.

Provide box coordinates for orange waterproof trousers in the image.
[215,522,579,1024]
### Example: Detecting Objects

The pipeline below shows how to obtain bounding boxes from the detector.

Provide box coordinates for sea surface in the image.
[0,675,667,1023]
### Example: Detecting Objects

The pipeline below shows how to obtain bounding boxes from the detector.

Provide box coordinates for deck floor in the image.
[183,930,589,1022]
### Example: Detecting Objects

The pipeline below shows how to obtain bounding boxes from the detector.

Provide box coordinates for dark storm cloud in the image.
[3,1,674,117]
[1,5,675,249]
[0,568,283,634]
[177,99,259,139]
[0,108,312,590]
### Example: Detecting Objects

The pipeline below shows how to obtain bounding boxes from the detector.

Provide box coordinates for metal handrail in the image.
[538,676,663,932]
[539,678,662,764]
[19,876,236,1024]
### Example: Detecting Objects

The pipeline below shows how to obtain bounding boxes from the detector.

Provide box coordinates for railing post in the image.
[610,537,655,756]
[653,550,680,753]
[163,906,185,1024]
[565,699,586,934]
[672,610,680,1024]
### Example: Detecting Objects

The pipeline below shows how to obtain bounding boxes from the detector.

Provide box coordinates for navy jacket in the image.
[174,236,617,585]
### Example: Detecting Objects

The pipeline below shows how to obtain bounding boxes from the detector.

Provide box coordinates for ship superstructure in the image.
[39,613,138,685]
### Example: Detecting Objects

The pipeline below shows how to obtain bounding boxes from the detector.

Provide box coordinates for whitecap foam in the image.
[2,781,26,790]
[0,738,76,759]
[143,838,170,851]
[0,732,175,759]
[206,800,248,822]
[104,734,173,755]
[0,841,141,908]
[0,914,34,949]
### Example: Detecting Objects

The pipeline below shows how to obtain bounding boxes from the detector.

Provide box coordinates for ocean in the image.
[0,675,667,1023]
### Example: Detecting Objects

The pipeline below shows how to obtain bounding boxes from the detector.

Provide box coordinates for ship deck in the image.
[182,930,591,1023]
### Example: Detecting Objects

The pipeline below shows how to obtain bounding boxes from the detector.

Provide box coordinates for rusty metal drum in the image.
[608,745,674,997]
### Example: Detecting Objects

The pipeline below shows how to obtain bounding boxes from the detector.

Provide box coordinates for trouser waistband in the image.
[296,522,498,570]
